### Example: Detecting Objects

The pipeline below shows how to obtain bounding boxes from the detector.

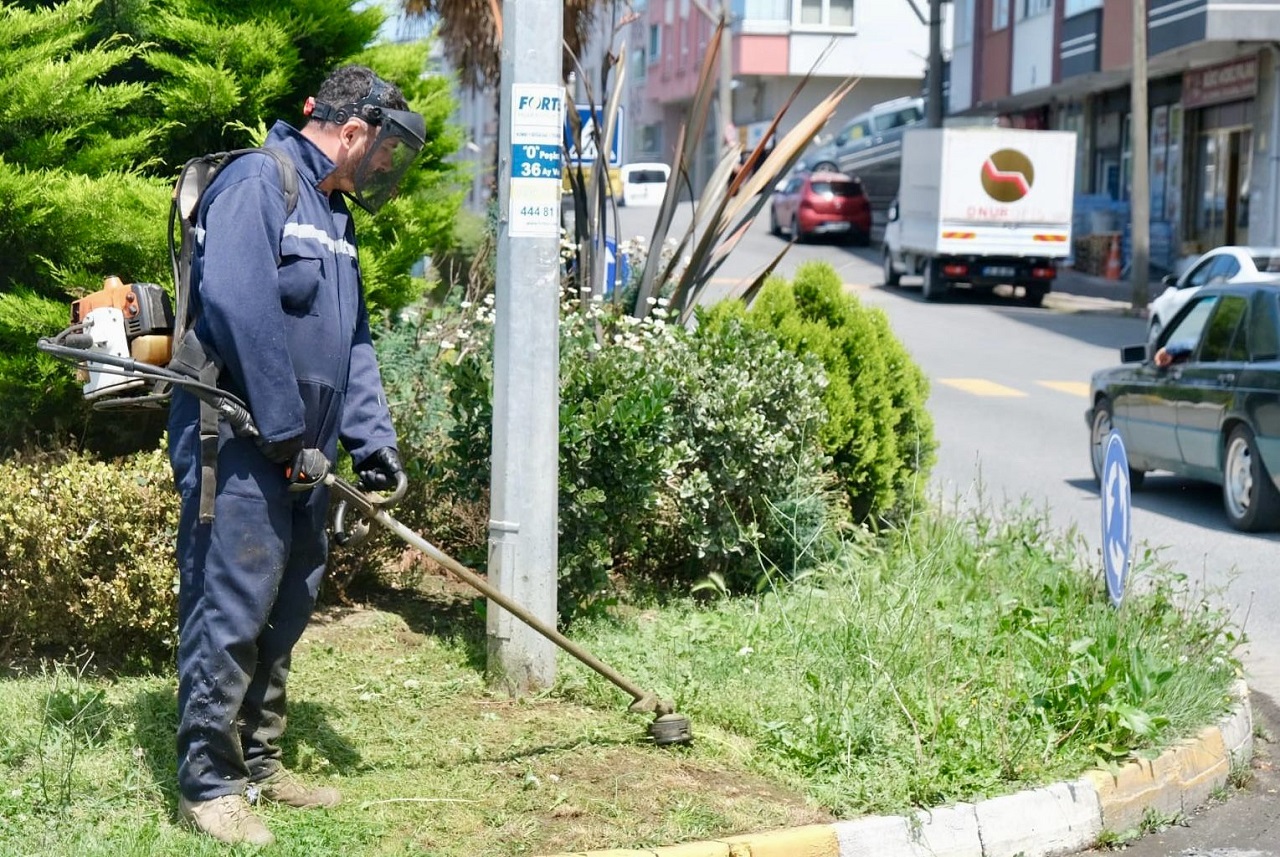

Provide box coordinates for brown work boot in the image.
[179,794,274,846]
[249,768,341,809]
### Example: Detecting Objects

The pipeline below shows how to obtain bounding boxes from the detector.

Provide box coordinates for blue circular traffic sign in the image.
[1101,431,1132,607]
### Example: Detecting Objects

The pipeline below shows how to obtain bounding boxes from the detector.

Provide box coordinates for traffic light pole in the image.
[489,0,563,692]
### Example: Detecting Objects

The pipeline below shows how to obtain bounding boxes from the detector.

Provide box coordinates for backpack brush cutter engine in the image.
[35,276,257,434]
[35,278,691,747]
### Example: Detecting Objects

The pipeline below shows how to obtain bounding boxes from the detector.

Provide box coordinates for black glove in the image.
[285,448,330,492]
[257,434,304,465]
[355,446,404,493]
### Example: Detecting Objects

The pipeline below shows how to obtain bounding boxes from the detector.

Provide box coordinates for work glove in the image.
[355,446,405,493]
[257,434,304,465]
[284,448,331,492]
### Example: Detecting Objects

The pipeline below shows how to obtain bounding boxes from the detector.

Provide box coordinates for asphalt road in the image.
[612,199,1280,849]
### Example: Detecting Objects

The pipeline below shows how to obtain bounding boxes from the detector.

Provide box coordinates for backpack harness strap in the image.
[169,147,299,523]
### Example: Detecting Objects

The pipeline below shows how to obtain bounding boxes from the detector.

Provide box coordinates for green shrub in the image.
[0,446,178,667]
[741,262,935,520]
[374,290,840,620]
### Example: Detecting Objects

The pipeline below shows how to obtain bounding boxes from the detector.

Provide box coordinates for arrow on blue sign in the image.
[1101,431,1132,607]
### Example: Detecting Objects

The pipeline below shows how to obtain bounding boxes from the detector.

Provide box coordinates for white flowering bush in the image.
[374,282,839,620]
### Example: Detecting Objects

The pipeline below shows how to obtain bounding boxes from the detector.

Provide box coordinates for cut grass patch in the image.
[0,504,1241,855]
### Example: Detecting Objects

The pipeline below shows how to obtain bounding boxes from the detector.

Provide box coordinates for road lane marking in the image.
[1036,381,1091,398]
[938,378,1028,397]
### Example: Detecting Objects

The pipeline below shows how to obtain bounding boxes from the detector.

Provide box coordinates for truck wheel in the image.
[921,260,946,301]
[883,249,901,286]
[1023,284,1048,307]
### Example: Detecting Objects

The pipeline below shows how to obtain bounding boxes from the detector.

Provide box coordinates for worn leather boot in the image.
[179,794,274,846]
[249,768,341,809]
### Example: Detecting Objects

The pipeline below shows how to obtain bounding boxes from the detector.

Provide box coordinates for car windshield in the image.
[810,180,860,197]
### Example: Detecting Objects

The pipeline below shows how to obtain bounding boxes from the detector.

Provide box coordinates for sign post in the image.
[1101,432,1133,608]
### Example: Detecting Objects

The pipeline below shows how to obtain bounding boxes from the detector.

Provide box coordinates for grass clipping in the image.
[0,504,1241,856]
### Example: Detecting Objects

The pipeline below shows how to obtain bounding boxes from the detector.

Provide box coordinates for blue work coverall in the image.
[167,121,397,801]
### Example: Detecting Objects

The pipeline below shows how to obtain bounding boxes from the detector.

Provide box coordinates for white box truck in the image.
[882,127,1077,306]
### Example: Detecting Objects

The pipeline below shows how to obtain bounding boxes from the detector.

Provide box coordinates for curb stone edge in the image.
[539,680,1253,857]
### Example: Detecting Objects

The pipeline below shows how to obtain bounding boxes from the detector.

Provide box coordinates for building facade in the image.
[950,0,1280,271]
[623,0,947,189]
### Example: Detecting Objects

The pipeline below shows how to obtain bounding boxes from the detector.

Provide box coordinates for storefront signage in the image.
[1183,55,1258,110]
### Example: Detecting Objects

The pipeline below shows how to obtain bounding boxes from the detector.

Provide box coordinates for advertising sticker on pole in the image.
[1101,431,1132,608]
[509,84,564,237]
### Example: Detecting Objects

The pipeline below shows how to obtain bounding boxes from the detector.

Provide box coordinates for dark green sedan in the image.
[1086,282,1280,532]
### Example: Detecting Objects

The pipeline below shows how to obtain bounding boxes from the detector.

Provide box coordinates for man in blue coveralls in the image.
[167,65,424,845]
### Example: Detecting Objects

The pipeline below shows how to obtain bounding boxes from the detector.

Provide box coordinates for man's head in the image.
[302,65,427,213]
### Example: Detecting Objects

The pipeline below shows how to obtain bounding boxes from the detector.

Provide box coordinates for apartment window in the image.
[742,0,791,22]
[1017,0,1051,19]
[665,0,674,25]
[954,0,974,45]
[796,0,854,27]
[635,47,648,80]
[1064,0,1102,15]
[992,0,1009,30]
[648,24,661,63]
[680,0,690,17]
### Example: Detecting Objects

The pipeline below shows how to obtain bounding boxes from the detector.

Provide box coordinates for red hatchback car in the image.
[769,171,872,245]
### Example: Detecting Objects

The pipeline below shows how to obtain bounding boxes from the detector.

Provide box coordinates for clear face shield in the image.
[349,107,426,214]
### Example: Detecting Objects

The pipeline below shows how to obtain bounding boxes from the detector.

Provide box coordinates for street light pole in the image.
[926,0,944,128]
[1131,0,1151,309]
[489,0,563,693]
[718,0,733,159]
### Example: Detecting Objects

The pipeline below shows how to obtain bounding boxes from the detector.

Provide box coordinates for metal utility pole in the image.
[489,0,563,692]
[926,0,945,128]
[718,0,733,159]
[1130,0,1151,309]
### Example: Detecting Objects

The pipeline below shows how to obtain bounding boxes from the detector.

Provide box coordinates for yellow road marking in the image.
[938,378,1028,397]
[1037,380,1091,398]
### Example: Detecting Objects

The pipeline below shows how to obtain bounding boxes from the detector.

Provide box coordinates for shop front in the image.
[1183,54,1260,253]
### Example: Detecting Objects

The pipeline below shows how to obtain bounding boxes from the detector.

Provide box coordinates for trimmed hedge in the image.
[0,447,178,666]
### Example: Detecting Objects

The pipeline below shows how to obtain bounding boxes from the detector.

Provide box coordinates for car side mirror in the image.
[1120,344,1147,364]
[835,134,848,146]
[887,204,899,222]
[1161,273,1177,286]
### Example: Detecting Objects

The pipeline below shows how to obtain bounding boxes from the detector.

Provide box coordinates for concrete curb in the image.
[540,681,1252,857]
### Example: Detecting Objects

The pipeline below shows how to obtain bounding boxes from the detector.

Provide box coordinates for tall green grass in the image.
[559,502,1242,815]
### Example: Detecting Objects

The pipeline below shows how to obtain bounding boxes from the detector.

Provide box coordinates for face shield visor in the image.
[349,107,426,214]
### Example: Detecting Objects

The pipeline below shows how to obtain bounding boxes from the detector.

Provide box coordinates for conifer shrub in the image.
[0,446,178,667]
[740,261,935,520]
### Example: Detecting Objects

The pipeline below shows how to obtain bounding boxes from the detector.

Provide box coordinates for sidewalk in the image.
[1043,267,1149,316]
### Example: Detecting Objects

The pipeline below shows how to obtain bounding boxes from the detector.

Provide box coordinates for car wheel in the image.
[769,208,781,237]
[1090,398,1145,490]
[921,259,946,301]
[1222,424,1280,532]
[883,248,901,286]
[792,215,807,244]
